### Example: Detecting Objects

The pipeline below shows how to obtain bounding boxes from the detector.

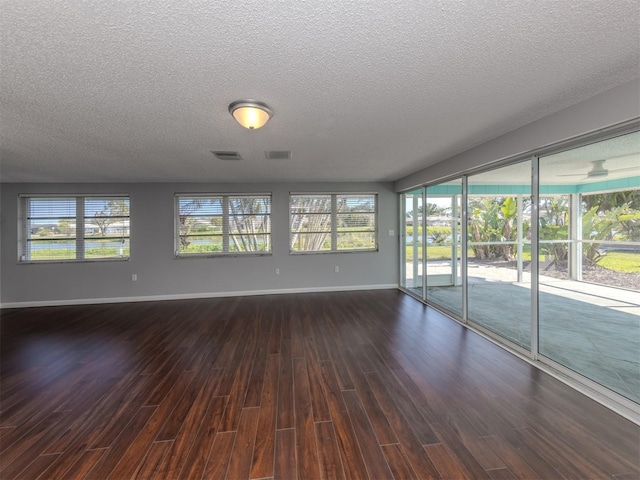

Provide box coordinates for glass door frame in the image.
[399,188,426,299]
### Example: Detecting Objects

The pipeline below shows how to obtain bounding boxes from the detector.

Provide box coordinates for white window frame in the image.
[18,194,130,263]
[289,192,378,254]
[174,193,272,257]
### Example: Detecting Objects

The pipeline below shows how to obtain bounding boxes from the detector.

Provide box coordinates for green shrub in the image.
[185,244,222,253]
[426,226,452,244]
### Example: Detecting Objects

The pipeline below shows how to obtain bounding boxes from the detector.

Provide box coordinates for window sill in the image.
[18,257,130,265]
[289,248,378,255]
[175,252,273,259]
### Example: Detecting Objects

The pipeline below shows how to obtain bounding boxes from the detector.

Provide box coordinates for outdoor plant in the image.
[538,193,640,271]
[425,226,451,244]
[582,203,640,265]
[468,196,521,260]
[539,196,569,269]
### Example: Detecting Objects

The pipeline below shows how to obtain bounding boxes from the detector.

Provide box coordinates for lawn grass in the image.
[406,246,640,274]
[598,252,640,274]
[405,245,471,261]
[30,247,130,260]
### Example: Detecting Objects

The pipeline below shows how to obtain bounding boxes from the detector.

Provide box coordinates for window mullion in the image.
[331,194,338,251]
[77,197,85,260]
[223,196,230,253]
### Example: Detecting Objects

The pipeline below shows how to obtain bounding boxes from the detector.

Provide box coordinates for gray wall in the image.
[395,78,640,191]
[1,182,398,306]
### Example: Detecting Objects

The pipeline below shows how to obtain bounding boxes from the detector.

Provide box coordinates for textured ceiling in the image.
[1,1,639,183]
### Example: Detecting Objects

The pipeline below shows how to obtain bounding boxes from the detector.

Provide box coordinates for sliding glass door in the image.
[538,131,640,402]
[425,180,463,316]
[466,161,532,349]
[398,126,640,410]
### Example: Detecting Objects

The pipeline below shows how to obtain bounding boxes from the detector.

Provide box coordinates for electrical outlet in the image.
[132,274,137,282]
[334,266,339,273]
[275,268,280,275]
[388,229,395,236]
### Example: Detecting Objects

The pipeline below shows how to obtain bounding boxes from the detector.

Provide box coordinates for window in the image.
[19,195,130,262]
[175,194,271,256]
[290,193,377,253]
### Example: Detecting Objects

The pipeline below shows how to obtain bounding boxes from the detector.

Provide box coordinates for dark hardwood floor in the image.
[1,289,638,479]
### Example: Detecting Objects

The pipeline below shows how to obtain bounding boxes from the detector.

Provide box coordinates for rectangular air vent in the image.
[212,151,242,161]
[264,150,292,160]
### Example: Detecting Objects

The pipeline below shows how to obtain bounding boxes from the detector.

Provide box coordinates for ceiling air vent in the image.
[264,150,292,160]
[212,151,242,161]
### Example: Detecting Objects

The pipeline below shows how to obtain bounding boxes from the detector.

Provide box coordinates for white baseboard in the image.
[1,284,399,309]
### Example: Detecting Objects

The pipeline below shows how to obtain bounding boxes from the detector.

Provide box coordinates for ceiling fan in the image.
[558,159,639,179]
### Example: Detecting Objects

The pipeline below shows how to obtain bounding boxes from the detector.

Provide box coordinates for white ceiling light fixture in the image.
[229,100,273,130]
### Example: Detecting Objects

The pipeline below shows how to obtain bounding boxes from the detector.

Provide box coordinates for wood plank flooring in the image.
[1,289,638,479]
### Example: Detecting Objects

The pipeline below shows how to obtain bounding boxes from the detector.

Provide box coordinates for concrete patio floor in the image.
[423,271,640,403]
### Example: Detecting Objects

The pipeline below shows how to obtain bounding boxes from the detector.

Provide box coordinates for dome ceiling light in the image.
[228,100,273,130]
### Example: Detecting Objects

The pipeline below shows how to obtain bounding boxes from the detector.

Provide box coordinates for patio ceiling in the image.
[408,131,640,193]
